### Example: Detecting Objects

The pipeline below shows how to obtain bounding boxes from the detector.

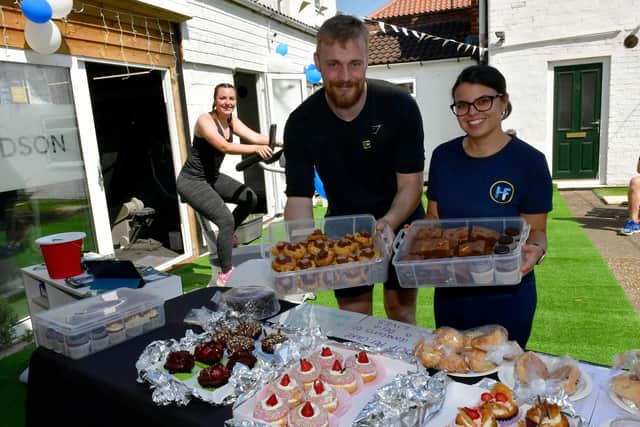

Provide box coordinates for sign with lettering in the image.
[0,104,84,192]
[331,316,431,354]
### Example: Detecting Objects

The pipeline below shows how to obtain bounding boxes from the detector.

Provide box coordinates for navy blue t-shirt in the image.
[427,135,552,348]
[427,136,552,217]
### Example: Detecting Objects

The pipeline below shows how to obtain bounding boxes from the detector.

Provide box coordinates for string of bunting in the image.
[363,17,485,57]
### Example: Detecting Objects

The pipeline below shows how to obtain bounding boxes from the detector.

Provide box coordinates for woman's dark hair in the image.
[452,65,512,119]
[212,83,235,110]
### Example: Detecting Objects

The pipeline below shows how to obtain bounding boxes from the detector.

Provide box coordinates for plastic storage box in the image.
[392,217,530,287]
[261,215,392,295]
[32,288,165,359]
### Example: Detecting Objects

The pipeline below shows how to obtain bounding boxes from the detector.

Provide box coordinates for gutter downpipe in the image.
[479,0,487,64]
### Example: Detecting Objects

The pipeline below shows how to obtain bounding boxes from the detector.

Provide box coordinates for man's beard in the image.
[325,79,365,109]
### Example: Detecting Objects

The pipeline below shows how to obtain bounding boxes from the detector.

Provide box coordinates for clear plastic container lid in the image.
[222,286,280,320]
[33,288,163,336]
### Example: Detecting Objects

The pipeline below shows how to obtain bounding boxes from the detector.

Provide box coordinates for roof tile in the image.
[368,0,472,19]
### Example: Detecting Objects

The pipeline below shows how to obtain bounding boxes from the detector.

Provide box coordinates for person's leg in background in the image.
[622,176,640,235]
[176,174,235,283]
[213,173,258,231]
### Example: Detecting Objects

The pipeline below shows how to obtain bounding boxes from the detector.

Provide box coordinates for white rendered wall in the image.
[367,58,476,177]
[182,0,318,73]
[488,0,640,185]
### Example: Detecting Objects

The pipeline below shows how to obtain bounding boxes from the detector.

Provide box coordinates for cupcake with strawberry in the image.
[479,383,518,422]
[312,346,344,369]
[292,358,320,390]
[455,406,497,427]
[287,400,329,427]
[252,392,289,426]
[320,359,358,394]
[305,379,339,413]
[347,350,378,383]
[269,373,303,408]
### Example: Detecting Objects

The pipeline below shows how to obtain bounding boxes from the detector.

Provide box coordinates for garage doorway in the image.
[86,63,184,267]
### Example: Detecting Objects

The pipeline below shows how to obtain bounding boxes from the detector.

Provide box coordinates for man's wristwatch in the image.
[529,242,546,265]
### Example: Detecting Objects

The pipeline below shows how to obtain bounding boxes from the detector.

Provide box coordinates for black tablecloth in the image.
[25,287,296,427]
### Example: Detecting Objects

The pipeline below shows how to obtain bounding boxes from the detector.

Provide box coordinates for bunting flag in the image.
[364,17,485,58]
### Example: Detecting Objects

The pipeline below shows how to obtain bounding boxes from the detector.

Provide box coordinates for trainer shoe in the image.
[216,268,234,286]
[621,219,640,235]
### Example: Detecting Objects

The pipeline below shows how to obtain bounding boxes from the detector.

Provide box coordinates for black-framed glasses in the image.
[449,94,504,116]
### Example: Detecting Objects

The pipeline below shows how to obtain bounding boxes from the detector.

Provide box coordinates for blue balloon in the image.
[275,43,288,56]
[306,68,322,84]
[306,63,317,71]
[314,169,326,199]
[22,0,52,24]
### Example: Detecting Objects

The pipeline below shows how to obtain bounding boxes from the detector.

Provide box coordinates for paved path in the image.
[560,190,640,313]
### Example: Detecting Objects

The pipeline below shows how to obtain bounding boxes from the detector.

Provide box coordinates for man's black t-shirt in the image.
[284,79,425,219]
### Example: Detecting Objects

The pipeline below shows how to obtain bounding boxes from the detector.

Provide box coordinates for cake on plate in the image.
[320,359,358,393]
[348,350,377,383]
[287,401,329,427]
[312,346,344,369]
[305,379,338,413]
[269,373,303,408]
[253,393,289,426]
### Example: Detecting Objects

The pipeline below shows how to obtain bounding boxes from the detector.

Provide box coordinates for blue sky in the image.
[336,0,389,18]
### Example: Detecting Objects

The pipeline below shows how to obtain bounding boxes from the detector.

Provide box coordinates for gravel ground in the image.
[560,190,640,313]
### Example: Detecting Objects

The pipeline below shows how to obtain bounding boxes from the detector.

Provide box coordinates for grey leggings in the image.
[176,172,257,272]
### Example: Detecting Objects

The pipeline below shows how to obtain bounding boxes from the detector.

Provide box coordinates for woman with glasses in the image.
[177,83,274,286]
[425,65,553,348]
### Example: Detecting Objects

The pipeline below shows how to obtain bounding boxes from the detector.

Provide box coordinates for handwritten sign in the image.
[331,316,431,354]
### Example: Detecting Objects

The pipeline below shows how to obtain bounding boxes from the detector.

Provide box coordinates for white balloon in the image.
[49,0,73,19]
[24,20,62,54]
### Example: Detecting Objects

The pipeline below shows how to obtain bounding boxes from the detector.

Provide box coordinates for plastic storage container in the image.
[261,215,393,295]
[392,217,530,287]
[32,288,165,359]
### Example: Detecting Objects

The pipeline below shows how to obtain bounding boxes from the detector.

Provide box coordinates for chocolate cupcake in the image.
[226,350,257,370]
[194,341,224,365]
[164,350,195,374]
[234,321,263,340]
[261,332,288,354]
[197,363,231,388]
[226,335,255,356]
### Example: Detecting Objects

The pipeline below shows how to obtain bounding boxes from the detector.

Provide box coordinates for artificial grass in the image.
[0,344,33,427]
[593,187,628,198]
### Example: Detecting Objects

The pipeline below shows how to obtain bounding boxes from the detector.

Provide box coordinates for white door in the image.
[264,73,307,216]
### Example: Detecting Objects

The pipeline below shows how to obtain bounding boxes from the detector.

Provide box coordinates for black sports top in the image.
[180,115,233,181]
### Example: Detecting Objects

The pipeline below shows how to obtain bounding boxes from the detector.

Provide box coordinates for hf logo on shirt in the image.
[361,124,383,150]
[489,180,515,204]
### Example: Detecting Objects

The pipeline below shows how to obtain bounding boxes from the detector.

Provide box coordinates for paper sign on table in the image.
[331,316,430,354]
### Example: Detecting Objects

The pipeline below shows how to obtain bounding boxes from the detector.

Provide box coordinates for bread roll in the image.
[470,326,508,351]
[414,340,443,368]
[434,326,465,352]
[549,363,581,395]
[611,373,640,408]
[462,348,497,372]
[515,351,550,384]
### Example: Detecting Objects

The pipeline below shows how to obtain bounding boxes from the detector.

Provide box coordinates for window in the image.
[0,61,95,333]
[386,78,416,97]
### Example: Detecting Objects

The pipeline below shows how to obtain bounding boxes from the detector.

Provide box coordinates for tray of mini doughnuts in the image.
[262,215,393,295]
[392,217,531,287]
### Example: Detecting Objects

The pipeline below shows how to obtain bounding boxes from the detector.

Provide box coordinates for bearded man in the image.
[283,15,425,323]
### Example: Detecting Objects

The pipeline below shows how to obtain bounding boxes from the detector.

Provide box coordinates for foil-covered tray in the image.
[136,321,326,407]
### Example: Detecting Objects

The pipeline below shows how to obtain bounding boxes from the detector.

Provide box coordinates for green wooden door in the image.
[552,64,602,179]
